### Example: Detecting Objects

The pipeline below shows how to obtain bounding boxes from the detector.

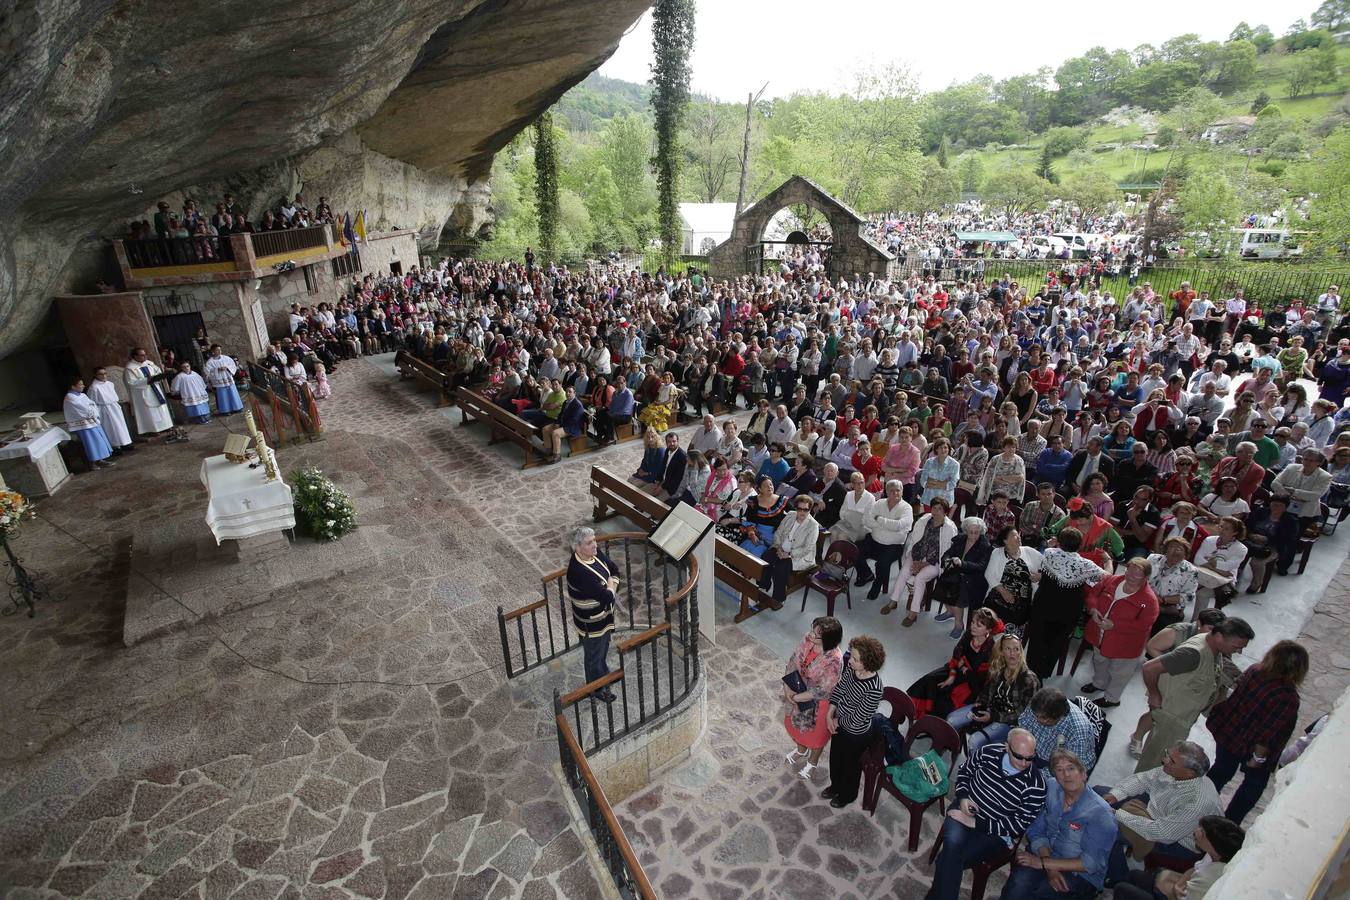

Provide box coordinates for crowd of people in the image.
[413,247,1350,899]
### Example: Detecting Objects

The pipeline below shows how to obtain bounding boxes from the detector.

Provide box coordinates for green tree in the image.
[994,68,1054,133]
[649,0,696,264]
[1249,91,1271,115]
[1053,47,1135,124]
[684,101,738,202]
[889,156,959,213]
[1043,126,1087,158]
[986,165,1052,215]
[600,114,656,239]
[957,153,985,193]
[1304,126,1350,254]
[583,164,624,251]
[1061,168,1120,218]
[1312,0,1350,31]
[936,134,950,168]
[1205,39,1257,94]
[533,112,560,260]
[1035,144,1057,183]
[1250,24,1276,53]
[1177,172,1240,255]
[1287,49,1324,99]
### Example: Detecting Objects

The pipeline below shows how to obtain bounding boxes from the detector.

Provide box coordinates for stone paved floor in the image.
[4,353,1348,900]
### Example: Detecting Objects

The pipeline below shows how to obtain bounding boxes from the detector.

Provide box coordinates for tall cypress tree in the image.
[650,0,696,266]
[534,111,560,261]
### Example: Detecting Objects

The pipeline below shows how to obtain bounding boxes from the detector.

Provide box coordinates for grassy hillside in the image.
[972,43,1350,186]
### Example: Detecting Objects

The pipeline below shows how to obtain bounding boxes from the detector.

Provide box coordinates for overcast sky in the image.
[599,1,1310,100]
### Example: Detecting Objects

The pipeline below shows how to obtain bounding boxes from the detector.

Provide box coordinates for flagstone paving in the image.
[3,353,1347,899]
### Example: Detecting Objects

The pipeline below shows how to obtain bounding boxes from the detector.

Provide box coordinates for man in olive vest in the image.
[1135,618,1255,772]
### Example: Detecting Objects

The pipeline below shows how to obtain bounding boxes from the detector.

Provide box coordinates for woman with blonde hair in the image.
[947,626,1040,758]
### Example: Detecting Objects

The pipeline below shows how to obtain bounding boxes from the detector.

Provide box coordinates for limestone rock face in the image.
[0,0,649,357]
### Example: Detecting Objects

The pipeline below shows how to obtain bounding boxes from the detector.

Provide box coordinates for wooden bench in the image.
[589,465,814,622]
[458,387,548,469]
[394,350,454,407]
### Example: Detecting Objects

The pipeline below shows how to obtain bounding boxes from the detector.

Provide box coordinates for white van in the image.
[1053,232,1096,259]
[1238,228,1304,260]
[1026,235,1068,258]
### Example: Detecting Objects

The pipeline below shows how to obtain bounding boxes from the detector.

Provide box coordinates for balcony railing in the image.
[250,224,332,259]
[123,235,235,268]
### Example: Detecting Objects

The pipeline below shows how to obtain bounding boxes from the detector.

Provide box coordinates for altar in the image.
[199,454,295,547]
[0,427,72,497]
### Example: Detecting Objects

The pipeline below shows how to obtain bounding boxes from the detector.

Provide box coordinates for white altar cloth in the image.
[200,454,295,543]
[0,427,70,460]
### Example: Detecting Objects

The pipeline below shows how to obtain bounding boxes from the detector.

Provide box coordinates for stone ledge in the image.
[587,676,707,804]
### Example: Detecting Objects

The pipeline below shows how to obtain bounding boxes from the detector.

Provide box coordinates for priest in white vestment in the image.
[123,348,174,434]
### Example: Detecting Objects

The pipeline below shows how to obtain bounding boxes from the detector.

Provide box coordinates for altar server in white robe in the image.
[170,361,212,424]
[87,367,133,451]
[63,377,115,468]
[123,348,173,434]
[203,344,244,414]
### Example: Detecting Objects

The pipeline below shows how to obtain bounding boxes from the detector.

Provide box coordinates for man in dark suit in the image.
[814,462,847,528]
[653,431,688,499]
[1064,435,1115,495]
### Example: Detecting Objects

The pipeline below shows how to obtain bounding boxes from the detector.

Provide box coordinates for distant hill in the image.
[555,73,651,132]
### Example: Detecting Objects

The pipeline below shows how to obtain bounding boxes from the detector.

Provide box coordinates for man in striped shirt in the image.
[820,636,886,809]
[925,729,1047,900]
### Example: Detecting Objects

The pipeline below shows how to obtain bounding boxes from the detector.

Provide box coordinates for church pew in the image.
[458,387,547,469]
[393,350,453,407]
[588,464,814,622]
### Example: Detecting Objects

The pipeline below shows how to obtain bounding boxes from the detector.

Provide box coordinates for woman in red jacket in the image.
[1079,557,1159,709]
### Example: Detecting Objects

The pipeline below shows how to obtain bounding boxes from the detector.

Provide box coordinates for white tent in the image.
[678,202,736,256]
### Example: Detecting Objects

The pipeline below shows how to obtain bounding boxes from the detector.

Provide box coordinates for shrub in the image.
[291,466,356,542]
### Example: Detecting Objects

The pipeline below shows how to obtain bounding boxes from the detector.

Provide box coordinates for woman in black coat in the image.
[932,516,993,639]
[1244,494,1300,591]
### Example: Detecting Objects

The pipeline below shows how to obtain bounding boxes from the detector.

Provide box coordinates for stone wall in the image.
[1,0,652,359]
[586,677,706,804]
[358,230,422,277]
[55,292,158,382]
[707,176,896,281]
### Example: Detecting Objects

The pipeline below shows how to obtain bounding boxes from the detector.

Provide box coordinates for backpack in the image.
[1071,696,1111,767]
[886,749,950,803]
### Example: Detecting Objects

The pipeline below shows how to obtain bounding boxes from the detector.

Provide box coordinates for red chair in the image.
[860,687,917,810]
[927,832,1022,900]
[800,539,860,616]
[865,715,962,851]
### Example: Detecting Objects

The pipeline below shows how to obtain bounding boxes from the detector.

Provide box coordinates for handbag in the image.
[780,670,816,712]
[886,749,949,802]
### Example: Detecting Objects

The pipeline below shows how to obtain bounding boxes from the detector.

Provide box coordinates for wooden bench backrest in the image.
[459,388,537,442]
[589,466,766,579]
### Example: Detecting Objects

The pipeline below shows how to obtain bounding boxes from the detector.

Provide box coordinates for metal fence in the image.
[897,256,1350,309]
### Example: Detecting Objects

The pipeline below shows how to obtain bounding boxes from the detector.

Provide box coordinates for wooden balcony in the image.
[113,224,343,289]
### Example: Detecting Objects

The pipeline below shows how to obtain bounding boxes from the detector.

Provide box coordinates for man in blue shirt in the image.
[1033,435,1073,489]
[1000,749,1116,898]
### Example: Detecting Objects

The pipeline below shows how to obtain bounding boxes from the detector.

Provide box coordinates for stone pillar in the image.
[230,233,257,275]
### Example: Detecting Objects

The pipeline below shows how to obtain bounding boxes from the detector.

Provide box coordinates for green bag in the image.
[886,749,950,803]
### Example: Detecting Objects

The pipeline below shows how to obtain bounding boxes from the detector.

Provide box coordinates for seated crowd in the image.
[382,253,1341,897]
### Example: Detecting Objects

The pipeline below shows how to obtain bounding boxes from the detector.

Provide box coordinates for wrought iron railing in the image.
[895,255,1350,309]
[555,712,657,900]
[249,224,331,259]
[497,533,695,679]
[496,534,698,899]
[123,235,235,268]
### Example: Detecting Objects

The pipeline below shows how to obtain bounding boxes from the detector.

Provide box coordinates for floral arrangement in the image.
[0,490,32,537]
[290,466,356,542]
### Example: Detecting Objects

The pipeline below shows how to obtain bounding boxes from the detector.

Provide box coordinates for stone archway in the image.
[707,175,896,280]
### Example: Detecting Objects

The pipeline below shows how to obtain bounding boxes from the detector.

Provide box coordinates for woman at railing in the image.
[564,526,621,704]
[783,616,844,781]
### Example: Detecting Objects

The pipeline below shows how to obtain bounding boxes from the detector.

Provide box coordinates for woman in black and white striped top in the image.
[821,635,886,808]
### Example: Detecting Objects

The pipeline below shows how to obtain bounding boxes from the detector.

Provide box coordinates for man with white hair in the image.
[688,414,721,456]
[1096,740,1223,885]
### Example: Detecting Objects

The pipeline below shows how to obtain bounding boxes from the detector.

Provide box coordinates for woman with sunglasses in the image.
[757,496,821,608]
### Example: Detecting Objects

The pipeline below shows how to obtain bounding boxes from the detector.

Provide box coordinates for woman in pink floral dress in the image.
[783,616,844,781]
